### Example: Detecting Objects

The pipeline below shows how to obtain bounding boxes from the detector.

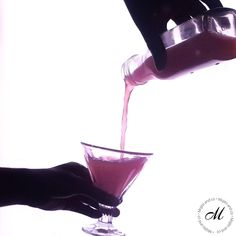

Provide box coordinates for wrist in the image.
[0,167,36,206]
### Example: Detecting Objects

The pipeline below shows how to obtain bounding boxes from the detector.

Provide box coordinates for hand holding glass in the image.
[81,142,153,236]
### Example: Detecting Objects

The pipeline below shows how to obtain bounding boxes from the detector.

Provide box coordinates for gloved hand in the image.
[124,0,223,70]
[0,162,121,218]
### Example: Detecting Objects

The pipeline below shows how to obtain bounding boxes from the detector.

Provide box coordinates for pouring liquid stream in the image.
[119,8,236,155]
[120,81,134,155]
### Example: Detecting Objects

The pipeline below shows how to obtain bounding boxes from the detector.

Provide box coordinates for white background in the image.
[1,0,236,235]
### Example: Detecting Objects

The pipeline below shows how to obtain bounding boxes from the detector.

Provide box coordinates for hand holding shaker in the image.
[122,8,236,85]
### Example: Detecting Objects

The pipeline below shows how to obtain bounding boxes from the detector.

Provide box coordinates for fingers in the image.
[68,195,120,218]
[187,0,208,17]
[124,0,168,70]
[53,162,91,181]
[171,0,206,25]
[138,15,167,71]
[75,202,102,218]
[83,183,122,207]
[147,34,167,70]
[40,195,102,218]
[51,195,120,218]
[201,0,223,9]
[99,205,120,217]
[70,202,120,218]
[204,7,235,16]
[171,13,191,25]
[62,195,102,218]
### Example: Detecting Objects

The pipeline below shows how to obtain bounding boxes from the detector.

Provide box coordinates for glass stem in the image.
[99,214,113,224]
[99,204,114,225]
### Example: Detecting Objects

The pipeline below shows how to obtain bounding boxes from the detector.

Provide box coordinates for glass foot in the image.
[82,220,125,236]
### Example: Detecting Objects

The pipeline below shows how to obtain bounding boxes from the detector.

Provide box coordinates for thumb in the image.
[146,34,167,70]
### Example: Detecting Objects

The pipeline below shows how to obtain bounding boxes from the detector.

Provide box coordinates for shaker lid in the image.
[161,7,236,49]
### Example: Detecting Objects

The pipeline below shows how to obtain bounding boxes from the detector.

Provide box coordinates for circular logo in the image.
[198,198,234,233]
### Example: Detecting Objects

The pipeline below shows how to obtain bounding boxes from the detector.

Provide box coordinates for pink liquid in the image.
[125,32,236,85]
[85,155,147,197]
[120,82,134,151]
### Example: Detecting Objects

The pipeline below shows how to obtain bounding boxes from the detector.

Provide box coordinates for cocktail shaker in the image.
[122,8,236,85]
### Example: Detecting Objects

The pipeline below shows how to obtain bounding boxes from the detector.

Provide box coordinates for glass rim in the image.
[81,142,154,156]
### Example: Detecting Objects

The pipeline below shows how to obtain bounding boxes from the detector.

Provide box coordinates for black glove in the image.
[0,162,121,218]
[124,0,223,70]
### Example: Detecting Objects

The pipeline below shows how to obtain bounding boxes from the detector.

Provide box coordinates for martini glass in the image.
[81,142,153,236]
